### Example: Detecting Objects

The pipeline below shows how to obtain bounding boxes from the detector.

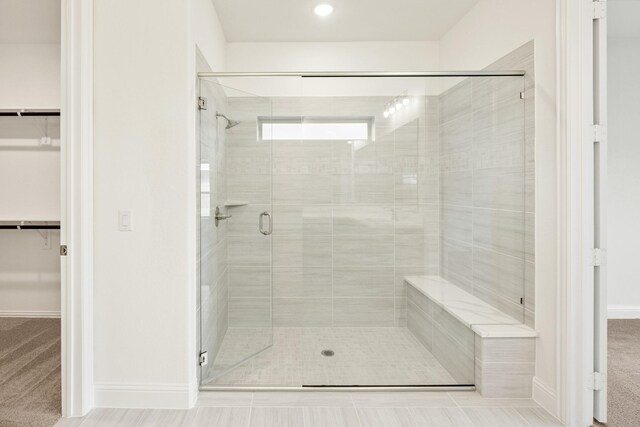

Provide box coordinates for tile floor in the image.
[205,327,455,386]
[54,391,564,426]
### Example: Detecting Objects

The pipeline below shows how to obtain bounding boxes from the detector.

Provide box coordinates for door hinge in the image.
[60,245,68,256]
[593,0,606,20]
[198,97,208,110]
[199,351,208,366]
[588,371,605,391]
[519,91,525,100]
[593,124,605,142]
[591,248,604,267]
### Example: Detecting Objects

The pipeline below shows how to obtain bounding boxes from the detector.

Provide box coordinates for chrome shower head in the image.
[216,112,240,130]
[225,119,240,129]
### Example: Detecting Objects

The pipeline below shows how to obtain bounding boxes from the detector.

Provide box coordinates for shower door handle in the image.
[259,211,272,235]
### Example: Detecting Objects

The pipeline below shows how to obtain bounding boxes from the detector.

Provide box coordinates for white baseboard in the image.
[0,310,61,318]
[608,305,640,319]
[532,377,558,418]
[95,378,199,409]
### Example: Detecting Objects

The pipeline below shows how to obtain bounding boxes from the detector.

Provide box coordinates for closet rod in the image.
[0,110,60,117]
[0,225,60,229]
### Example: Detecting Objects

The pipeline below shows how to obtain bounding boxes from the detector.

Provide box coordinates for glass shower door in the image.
[199,78,273,385]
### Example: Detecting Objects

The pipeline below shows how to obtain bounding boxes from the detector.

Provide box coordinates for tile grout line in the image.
[350,393,364,427]
[246,392,254,427]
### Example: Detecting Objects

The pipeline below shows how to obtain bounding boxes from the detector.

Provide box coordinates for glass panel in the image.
[198,78,273,385]
[198,71,528,389]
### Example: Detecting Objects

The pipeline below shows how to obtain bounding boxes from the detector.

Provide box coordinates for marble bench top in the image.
[404,275,538,338]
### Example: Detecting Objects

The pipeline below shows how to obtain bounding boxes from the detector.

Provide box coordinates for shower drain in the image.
[321,349,335,357]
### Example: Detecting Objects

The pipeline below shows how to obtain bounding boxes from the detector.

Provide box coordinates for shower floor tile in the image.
[203,327,457,387]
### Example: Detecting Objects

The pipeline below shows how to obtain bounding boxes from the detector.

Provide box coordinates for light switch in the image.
[119,210,133,231]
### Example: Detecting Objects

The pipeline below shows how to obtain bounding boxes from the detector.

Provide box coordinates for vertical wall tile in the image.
[333,298,395,327]
[272,235,332,267]
[333,235,394,266]
[441,239,473,292]
[272,267,332,298]
[333,266,394,297]
[273,298,332,327]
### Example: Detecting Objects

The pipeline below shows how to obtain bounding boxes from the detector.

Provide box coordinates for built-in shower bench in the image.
[404,275,537,398]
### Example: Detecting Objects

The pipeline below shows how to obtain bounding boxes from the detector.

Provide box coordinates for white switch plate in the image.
[119,210,133,231]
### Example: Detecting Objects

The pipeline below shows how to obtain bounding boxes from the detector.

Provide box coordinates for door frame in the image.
[60,0,94,417]
[556,0,607,425]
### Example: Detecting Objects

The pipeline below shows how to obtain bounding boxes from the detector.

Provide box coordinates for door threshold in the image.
[199,385,476,392]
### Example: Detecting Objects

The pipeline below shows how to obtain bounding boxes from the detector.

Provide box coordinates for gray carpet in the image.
[0,318,61,427]
[605,319,640,427]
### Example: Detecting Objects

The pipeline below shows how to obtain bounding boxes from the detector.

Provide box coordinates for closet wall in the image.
[0,0,62,317]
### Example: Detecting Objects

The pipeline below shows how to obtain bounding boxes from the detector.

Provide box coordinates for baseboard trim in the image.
[0,310,61,318]
[608,305,640,319]
[95,379,198,409]
[532,377,557,418]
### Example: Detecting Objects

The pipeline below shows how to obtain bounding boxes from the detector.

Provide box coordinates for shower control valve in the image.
[214,206,232,227]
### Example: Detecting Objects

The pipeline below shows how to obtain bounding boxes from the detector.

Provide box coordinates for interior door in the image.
[198,78,273,385]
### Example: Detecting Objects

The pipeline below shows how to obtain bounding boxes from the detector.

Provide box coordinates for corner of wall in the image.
[532,376,558,418]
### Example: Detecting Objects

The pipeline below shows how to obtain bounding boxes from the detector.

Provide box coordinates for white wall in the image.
[438,0,558,416]
[92,0,226,408]
[226,41,439,72]
[607,36,640,318]
[0,44,60,109]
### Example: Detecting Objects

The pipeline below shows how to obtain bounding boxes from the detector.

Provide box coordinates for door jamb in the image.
[557,0,607,425]
[60,0,94,417]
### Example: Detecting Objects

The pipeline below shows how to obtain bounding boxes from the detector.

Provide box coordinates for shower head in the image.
[225,119,240,129]
[216,112,240,130]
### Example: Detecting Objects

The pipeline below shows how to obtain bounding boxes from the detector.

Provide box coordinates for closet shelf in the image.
[0,138,61,149]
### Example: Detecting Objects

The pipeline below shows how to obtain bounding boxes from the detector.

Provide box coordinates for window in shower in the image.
[259,117,374,141]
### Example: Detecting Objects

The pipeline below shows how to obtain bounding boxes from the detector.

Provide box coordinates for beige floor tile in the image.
[78,408,145,426]
[463,407,529,426]
[136,409,197,426]
[252,391,353,407]
[303,407,360,427]
[515,408,564,426]
[249,408,304,427]
[196,391,253,407]
[409,408,474,426]
[449,391,540,408]
[351,391,455,408]
[192,407,250,427]
[356,407,415,427]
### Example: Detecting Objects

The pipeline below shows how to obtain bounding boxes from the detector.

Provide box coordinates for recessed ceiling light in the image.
[314,3,334,16]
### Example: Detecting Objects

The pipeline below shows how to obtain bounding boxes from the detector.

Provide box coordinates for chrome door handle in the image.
[259,211,272,235]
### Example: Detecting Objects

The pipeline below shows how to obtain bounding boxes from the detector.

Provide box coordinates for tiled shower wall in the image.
[199,80,229,381]
[439,41,535,327]
[225,96,440,328]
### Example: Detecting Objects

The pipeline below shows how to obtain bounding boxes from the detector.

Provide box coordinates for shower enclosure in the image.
[197,60,533,389]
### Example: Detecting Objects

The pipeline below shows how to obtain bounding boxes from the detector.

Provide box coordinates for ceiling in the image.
[0,0,60,43]
[609,0,640,38]
[211,0,480,42]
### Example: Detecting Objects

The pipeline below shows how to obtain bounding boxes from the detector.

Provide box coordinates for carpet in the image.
[603,319,640,426]
[0,318,61,427]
